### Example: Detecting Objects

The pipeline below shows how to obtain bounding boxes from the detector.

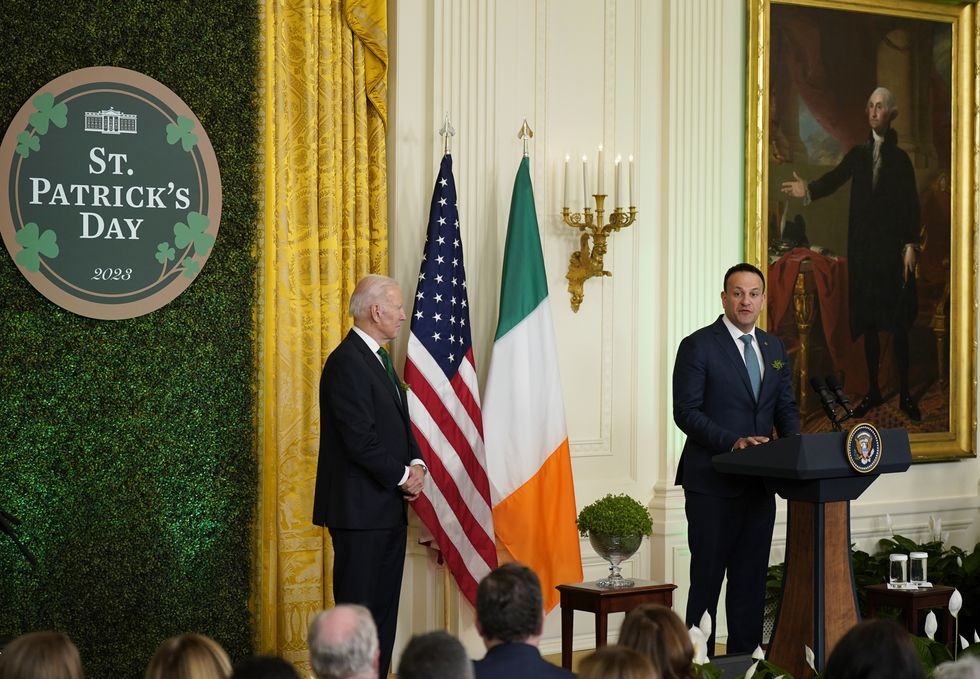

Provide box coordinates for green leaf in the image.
[28,92,68,136]
[173,212,214,257]
[14,222,57,272]
[156,242,176,264]
[166,115,198,151]
[15,131,39,158]
[693,662,722,679]
[181,258,201,279]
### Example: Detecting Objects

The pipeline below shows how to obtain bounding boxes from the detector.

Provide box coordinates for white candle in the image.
[597,145,605,194]
[581,155,589,210]
[614,155,622,209]
[563,155,570,209]
[628,155,635,207]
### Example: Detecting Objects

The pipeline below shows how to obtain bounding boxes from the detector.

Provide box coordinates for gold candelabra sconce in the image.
[561,149,637,312]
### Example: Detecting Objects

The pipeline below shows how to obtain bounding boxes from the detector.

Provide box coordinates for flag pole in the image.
[439,112,455,155]
[518,119,533,157]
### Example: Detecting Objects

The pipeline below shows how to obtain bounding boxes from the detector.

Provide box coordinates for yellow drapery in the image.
[257,0,387,667]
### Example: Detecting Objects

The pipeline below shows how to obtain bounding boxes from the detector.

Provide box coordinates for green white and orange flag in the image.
[483,155,582,611]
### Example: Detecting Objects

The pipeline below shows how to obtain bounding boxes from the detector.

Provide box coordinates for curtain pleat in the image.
[257,0,387,668]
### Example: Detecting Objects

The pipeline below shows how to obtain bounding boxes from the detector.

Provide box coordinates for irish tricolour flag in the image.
[483,156,582,610]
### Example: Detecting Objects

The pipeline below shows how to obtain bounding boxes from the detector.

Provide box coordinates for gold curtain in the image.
[257,0,387,667]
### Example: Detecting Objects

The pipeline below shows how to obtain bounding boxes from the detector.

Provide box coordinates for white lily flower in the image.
[974,630,979,644]
[950,589,963,618]
[885,512,893,534]
[699,610,713,639]
[805,645,816,671]
[752,645,765,661]
[930,516,941,542]
[925,611,938,640]
[958,556,963,568]
[961,636,969,650]
[689,625,708,665]
[745,660,758,679]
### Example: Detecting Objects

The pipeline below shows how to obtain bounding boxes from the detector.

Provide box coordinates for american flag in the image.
[404,154,498,605]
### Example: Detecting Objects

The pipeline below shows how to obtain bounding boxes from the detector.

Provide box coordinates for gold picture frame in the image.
[746,0,976,460]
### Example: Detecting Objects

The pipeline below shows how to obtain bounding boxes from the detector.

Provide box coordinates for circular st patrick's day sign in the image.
[0,67,222,319]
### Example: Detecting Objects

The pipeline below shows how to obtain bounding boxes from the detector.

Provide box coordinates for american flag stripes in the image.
[404,153,497,605]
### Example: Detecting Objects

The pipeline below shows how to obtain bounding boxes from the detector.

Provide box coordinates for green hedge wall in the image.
[0,1,258,676]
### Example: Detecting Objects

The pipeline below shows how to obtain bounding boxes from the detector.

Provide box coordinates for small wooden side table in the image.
[556,580,677,669]
[865,584,956,646]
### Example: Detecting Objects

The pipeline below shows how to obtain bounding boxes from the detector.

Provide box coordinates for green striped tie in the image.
[377,347,399,389]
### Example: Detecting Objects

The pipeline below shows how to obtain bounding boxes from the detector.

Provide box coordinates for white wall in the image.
[387,0,980,663]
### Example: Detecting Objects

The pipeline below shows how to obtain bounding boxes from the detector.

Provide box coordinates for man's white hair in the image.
[308,604,378,679]
[348,274,399,320]
[868,86,898,119]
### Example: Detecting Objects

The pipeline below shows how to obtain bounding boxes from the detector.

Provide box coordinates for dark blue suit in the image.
[313,329,421,678]
[473,643,576,679]
[673,315,799,654]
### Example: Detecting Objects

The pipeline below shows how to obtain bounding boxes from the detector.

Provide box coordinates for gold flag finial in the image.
[518,119,533,157]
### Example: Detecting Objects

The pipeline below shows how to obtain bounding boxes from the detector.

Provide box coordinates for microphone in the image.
[825,375,854,418]
[809,376,840,430]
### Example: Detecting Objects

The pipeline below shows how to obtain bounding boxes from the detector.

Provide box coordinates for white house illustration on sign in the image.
[84,107,137,135]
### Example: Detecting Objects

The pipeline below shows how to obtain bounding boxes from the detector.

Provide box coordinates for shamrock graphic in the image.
[181,258,201,280]
[15,222,59,272]
[156,242,176,264]
[166,115,198,152]
[15,131,39,158]
[173,212,214,257]
[28,92,68,136]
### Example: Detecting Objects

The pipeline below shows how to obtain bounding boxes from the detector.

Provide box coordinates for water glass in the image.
[910,551,928,585]
[889,554,908,584]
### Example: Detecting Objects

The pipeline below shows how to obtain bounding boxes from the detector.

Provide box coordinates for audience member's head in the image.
[308,605,378,679]
[476,562,544,646]
[0,631,84,679]
[578,645,658,679]
[229,655,300,679]
[823,619,924,679]
[617,605,694,679]
[397,631,473,679]
[934,656,980,679]
[145,633,232,679]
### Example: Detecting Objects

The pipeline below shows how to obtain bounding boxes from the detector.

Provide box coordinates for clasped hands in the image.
[400,463,426,501]
[733,436,769,450]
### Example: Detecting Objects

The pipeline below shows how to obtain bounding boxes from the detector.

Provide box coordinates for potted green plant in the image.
[577,493,653,588]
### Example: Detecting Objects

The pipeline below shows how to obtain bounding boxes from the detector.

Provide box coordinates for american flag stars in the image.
[408,162,474,374]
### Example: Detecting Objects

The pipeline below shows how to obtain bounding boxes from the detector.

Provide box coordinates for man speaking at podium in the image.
[673,263,800,655]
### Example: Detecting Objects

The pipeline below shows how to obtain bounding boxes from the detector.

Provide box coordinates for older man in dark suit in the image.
[781,86,921,420]
[673,263,800,655]
[313,274,427,679]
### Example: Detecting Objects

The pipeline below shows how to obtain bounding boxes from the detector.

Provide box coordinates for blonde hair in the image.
[0,631,84,679]
[145,634,232,679]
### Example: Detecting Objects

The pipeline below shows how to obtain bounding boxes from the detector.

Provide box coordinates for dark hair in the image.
[618,605,695,679]
[723,263,766,293]
[578,645,657,679]
[823,619,924,679]
[230,656,300,679]
[397,631,473,679]
[476,563,543,643]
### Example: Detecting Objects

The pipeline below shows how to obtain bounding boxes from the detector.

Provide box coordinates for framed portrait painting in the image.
[745,0,977,459]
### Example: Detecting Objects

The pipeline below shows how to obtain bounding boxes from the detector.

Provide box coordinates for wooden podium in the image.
[713,429,911,678]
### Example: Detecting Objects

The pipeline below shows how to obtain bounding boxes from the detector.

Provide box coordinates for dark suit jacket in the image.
[808,128,919,337]
[312,330,421,529]
[473,643,576,679]
[673,316,800,497]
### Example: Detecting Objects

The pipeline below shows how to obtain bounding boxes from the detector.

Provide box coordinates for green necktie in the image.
[377,347,400,389]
